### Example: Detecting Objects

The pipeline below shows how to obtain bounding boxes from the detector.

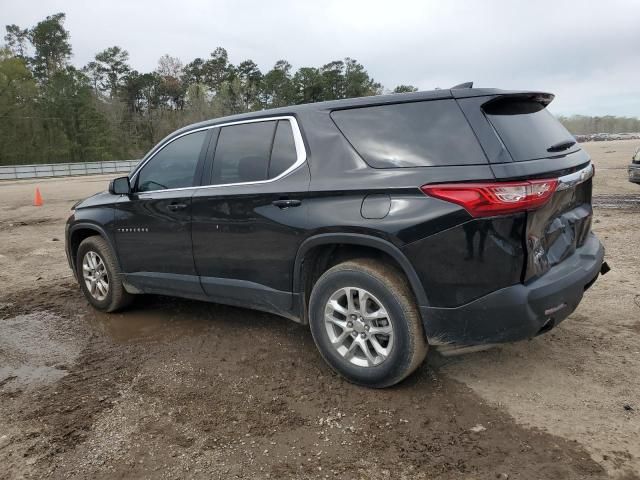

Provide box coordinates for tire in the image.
[308,258,428,388]
[76,235,133,312]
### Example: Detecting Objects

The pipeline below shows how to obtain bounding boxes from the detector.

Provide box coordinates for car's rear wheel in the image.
[309,258,428,388]
[76,236,133,312]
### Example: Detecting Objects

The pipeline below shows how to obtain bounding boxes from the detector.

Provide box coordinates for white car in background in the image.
[629,147,640,184]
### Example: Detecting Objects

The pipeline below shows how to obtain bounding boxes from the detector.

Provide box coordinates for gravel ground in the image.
[0,140,639,479]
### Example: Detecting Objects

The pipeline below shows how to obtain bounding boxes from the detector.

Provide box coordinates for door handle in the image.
[167,203,188,211]
[272,199,301,209]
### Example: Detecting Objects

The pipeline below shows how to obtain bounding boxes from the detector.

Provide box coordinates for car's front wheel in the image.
[308,259,428,388]
[76,235,133,312]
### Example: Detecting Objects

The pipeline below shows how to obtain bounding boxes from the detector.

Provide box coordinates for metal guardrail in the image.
[0,160,140,181]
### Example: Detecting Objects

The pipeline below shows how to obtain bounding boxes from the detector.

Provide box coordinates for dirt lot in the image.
[1,140,639,479]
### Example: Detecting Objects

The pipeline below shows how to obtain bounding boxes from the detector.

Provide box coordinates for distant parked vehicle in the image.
[576,133,640,143]
[629,147,640,184]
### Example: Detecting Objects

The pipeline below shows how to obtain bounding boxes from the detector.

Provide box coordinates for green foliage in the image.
[0,13,112,165]
[262,60,294,108]
[0,49,38,165]
[3,25,29,58]
[28,13,72,80]
[84,46,130,98]
[393,85,418,93]
[1,13,396,165]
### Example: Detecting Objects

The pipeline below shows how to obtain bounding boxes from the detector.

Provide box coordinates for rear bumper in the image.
[420,233,605,346]
[629,164,640,184]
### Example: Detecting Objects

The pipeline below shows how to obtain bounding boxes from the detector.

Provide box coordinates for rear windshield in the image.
[484,98,579,162]
[331,99,487,168]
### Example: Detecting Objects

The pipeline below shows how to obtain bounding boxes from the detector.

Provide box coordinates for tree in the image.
[203,47,230,93]
[320,60,345,100]
[183,57,205,85]
[0,49,38,164]
[28,13,72,80]
[156,54,185,110]
[293,67,323,103]
[3,25,29,58]
[262,60,294,108]
[39,66,113,161]
[343,57,381,98]
[85,46,130,98]
[2,15,118,164]
[236,59,262,111]
[393,85,418,93]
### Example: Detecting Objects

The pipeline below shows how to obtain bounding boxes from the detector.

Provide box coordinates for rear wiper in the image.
[547,139,576,153]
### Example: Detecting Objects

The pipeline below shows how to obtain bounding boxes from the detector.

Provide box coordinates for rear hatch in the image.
[458,92,594,281]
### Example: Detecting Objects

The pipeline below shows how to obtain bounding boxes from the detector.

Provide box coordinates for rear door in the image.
[191,117,310,313]
[457,93,594,281]
[115,129,210,296]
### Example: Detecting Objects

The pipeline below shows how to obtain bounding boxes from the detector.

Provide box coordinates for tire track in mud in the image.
[593,194,640,209]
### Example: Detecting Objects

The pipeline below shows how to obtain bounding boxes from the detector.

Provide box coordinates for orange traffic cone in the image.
[33,187,43,207]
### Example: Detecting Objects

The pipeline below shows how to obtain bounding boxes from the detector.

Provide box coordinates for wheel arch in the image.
[293,233,429,324]
[68,223,120,274]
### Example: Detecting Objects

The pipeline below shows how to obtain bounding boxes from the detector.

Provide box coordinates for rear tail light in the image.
[421,178,558,217]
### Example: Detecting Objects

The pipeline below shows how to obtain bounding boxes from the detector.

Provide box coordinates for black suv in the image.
[66,88,607,387]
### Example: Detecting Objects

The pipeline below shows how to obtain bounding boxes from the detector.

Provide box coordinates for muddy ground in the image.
[1,140,639,479]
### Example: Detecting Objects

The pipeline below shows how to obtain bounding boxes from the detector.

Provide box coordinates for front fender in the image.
[66,221,120,275]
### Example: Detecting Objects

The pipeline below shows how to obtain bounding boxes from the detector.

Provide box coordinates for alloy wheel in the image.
[323,287,394,367]
[82,251,109,301]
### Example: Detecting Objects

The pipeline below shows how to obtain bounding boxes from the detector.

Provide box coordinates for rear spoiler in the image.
[450,88,555,105]
[481,93,555,115]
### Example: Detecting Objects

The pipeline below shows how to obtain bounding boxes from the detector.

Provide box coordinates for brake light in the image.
[421,178,558,217]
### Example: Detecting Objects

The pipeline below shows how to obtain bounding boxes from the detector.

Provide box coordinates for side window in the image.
[137,130,207,192]
[211,121,276,185]
[269,120,298,178]
[331,99,486,168]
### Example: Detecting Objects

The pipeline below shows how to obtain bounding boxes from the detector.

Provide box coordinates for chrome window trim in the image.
[556,163,594,191]
[130,115,307,194]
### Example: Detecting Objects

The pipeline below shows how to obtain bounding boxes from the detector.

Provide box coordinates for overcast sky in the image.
[2,0,639,116]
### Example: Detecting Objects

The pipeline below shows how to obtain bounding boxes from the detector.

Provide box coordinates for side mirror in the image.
[109,176,131,195]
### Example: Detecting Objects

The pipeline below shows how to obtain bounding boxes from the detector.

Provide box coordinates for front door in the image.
[115,129,210,296]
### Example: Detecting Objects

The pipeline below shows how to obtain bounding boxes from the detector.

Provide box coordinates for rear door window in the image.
[211,121,276,184]
[269,120,298,178]
[483,98,579,162]
[330,99,487,168]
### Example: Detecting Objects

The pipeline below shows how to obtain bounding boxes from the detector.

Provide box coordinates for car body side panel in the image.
[402,214,526,308]
[303,192,470,247]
